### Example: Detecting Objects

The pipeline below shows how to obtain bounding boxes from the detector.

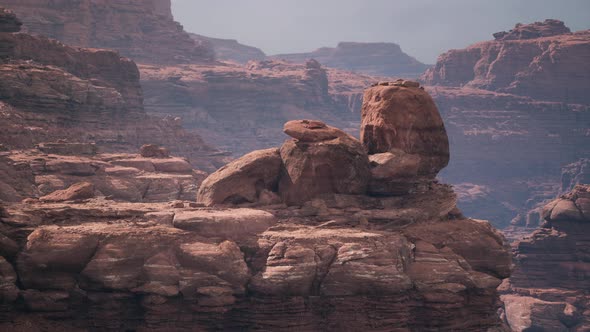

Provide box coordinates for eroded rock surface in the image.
[500,185,590,331]
[361,81,450,178]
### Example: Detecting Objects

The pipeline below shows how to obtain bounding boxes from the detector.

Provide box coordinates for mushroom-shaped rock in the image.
[278,126,371,205]
[360,83,450,177]
[197,148,282,206]
[283,119,345,142]
[39,182,95,202]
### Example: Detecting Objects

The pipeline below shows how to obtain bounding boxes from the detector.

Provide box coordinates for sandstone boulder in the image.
[360,83,450,177]
[278,134,371,205]
[367,150,423,195]
[283,119,344,142]
[197,148,282,206]
[39,182,95,202]
[139,144,170,158]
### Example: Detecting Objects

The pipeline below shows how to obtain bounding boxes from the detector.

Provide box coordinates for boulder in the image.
[283,119,344,142]
[367,150,423,196]
[139,144,170,158]
[197,148,282,206]
[360,84,450,177]
[39,182,95,202]
[278,134,371,205]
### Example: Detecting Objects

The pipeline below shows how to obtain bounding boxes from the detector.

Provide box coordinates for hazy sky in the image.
[171,0,590,64]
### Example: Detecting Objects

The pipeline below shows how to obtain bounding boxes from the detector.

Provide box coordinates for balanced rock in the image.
[140,144,170,159]
[39,182,95,202]
[279,127,371,205]
[360,83,449,177]
[283,119,345,142]
[197,148,282,206]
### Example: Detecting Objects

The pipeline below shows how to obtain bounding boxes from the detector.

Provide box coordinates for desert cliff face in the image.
[0,73,513,330]
[500,185,590,331]
[0,8,223,173]
[0,0,213,64]
[274,42,430,77]
[422,20,590,229]
[423,19,590,104]
[190,33,267,64]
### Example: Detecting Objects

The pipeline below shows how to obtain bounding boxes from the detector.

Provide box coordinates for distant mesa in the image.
[272,41,431,77]
[190,33,266,64]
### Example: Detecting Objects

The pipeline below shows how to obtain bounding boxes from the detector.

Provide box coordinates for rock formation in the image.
[190,33,267,64]
[361,81,449,178]
[0,7,223,172]
[0,81,512,330]
[422,20,590,104]
[420,20,590,229]
[273,42,430,77]
[1,0,214,64]
[500,185,590,331]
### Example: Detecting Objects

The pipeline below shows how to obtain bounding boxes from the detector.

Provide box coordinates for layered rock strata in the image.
[500,185,590,331]
[1,0,213,64]
[422,20,590,104]
[0,80,511,330]
[0,8,223,172]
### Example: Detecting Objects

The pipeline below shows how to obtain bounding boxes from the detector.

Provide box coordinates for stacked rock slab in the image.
[501,184,590,331]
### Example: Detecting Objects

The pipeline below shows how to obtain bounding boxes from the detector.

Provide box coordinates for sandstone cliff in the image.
[500,185,590,331]
[0,81,512,331]
[0,0,214,64]
[422,20,590,104]
[421,20,590,229]
[274,42,430,77]
[0,8,223,172]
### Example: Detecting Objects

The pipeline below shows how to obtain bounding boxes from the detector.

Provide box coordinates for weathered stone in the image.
[283,119,344,142]
[40,182,95,202]
[197,148,282,206]
[278,135,370,205]
[360,84,450,177]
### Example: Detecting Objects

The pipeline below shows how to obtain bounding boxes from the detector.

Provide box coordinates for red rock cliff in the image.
[0,0,214,64]
[423,20,590,104]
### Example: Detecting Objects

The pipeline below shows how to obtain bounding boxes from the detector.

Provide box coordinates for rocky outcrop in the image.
[1,0,214,64]
[493,19,571,41]
[361,81,449,178]
[190,33,266,64]
[500,185,590,331]
[422,20,590,104]
[273,42,430,77]
[0,147,204,203]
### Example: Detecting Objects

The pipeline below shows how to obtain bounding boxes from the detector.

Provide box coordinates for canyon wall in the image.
[423,19,590,104]
[0,8,222,172]
[0,0,213,64]
[273,42,430,77]
[422,20,590,229]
